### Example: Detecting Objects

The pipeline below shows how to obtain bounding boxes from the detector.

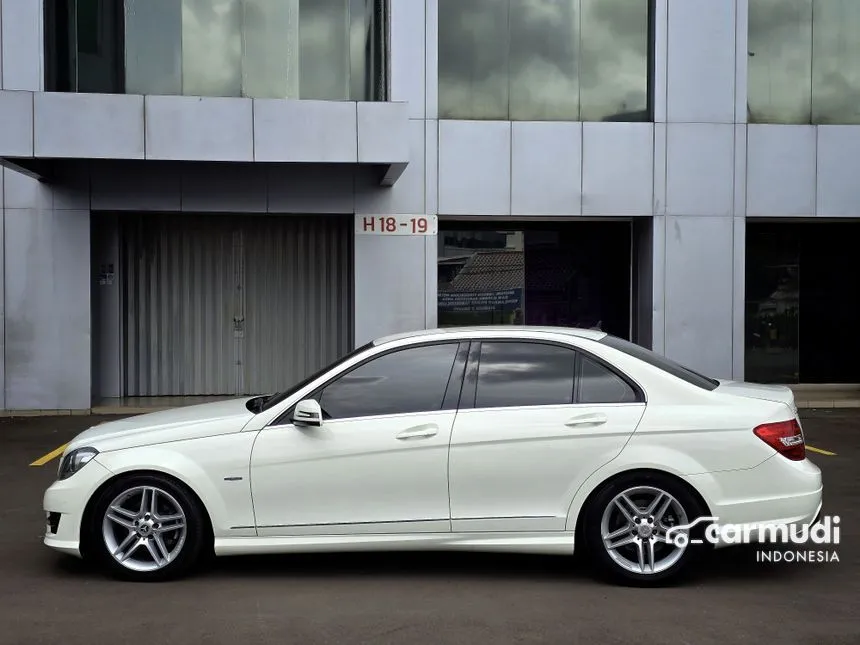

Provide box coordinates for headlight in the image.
[57,447,99,480]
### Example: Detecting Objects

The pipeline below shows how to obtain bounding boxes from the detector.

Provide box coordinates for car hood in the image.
[66,397,258,453]
[715,380,797,412]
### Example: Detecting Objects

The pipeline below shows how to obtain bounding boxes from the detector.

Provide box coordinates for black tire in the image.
[582,471,708,587]
[85,473,211,582]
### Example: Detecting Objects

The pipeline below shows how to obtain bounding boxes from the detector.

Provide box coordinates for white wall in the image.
[2,0,95,410]
[354,0,433,345]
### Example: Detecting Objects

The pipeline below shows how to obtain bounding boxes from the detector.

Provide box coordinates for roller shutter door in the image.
[120,213,353,396]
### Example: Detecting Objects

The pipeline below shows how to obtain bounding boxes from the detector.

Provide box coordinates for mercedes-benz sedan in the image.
[43,326,822,585]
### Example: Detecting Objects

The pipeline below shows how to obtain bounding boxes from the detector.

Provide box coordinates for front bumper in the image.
[42,458,113,558]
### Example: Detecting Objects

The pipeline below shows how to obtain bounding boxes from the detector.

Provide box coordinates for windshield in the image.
[598,335,721,391]
[258,342,374,412]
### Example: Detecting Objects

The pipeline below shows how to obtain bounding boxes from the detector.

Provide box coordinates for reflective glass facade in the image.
[748,0,860,124]
[438,0,652,122]
[45,0,388,101]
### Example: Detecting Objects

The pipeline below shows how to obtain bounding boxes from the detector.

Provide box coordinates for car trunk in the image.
[714,380,797,414]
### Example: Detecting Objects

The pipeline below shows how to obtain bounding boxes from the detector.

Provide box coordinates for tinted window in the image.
[578,356,639,404]
[476,342,576,408]
[319,344,459,419]
[261,343,374,413]
[599,335,720,391]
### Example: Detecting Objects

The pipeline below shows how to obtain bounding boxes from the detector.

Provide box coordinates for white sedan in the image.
[43,326,823,585]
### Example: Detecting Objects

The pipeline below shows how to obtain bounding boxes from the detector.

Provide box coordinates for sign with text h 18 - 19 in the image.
[355,215,438,236]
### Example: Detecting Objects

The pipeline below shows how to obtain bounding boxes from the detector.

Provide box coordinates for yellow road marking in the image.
[30,443,68,467]
[807,445,837,457]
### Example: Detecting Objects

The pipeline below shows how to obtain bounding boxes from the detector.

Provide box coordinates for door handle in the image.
[396,424,439,440]
[565,413,608,428]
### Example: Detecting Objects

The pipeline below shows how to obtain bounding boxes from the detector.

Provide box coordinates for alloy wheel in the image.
[599,485,690,575]
[101,485,188,573]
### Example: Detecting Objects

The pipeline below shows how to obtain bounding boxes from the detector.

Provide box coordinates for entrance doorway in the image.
[437,221,635,341]
[745,220,860,384]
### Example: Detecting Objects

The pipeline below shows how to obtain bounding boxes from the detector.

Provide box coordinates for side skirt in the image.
[214,532,576,557]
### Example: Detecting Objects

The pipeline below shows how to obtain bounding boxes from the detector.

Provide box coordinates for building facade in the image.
[0,0,857,411]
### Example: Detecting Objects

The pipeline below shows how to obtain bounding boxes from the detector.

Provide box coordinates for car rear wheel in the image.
[87,473,209,582]
[583,472,707,586]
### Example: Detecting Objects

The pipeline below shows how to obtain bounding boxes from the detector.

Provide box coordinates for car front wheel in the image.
[87,473,209,582]
[583,472,708,586]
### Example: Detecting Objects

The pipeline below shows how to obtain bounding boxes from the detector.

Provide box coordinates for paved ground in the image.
[0,410,857,645]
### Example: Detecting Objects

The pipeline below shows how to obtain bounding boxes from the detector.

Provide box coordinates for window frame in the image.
[459,338,646,411]
[274,339,470,425]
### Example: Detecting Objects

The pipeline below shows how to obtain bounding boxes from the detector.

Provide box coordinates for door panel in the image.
[250,341,466,536]
[448,404,645,532]
[251,411,455,536]
[448,339,646,532]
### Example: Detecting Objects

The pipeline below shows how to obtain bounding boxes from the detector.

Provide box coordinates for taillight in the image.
[753,419,806,461]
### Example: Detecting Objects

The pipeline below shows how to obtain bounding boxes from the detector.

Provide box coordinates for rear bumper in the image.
[684,454,823,547]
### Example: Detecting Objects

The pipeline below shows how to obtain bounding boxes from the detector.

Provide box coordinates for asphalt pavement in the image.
[0,409,857,645]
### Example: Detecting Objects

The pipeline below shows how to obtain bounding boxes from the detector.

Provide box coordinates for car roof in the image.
[373,326,608,346]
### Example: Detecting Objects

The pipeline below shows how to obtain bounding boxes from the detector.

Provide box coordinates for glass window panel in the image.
[438,0,510,120]
[475,342,576,409]
[124,0,183,95]
[76,0,123,93]
[77,0,101,54]
[509,0,579,121]
[349,0,368,100]
[300,0,351,100]
[577,355,638,404]
[747,0,812,124]
[181,0,243,97]
[580,0,649,122]
[241,0,300,99]
[370,0,389,101]
[348,0,387,101]
[437,230,524,327]
[600,335,720,390]
[44,0,76,92]
[319,344,459,419]
[812,0,860,124]
[123,0,384,100]
[744,225,800,384]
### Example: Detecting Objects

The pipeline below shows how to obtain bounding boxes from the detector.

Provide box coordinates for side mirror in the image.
[292,399,323,427]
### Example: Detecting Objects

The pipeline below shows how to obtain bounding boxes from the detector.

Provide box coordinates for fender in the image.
[94,432,258,538]
[564,444,724,532]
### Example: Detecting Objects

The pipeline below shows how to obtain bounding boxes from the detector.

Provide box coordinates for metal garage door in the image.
[120,214,353,396]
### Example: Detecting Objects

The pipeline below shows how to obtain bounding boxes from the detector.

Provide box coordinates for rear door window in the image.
[475,342,577,408]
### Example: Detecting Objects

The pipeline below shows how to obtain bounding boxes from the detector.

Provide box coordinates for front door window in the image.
[317,343,460,419]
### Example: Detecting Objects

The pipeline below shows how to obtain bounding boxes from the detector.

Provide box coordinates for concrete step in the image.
[789,384,860,409]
